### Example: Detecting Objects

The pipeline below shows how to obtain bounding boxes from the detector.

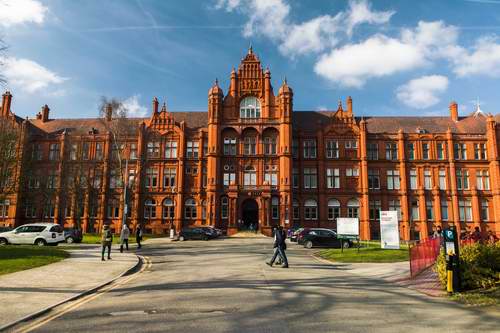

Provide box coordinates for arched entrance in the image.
[241,199,259,231]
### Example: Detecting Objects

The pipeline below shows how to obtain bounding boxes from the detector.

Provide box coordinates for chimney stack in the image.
[152,97,159,114]
[347,96,353,115]
[2,91,12,117]
[449,101,458,122]
[41,104,50,122]
[105,104,112,121]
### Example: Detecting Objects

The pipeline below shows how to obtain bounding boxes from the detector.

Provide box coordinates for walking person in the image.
[136,225,143,249]
[120,224,130,253]
[266,226,289,268]
[101,224,113,261]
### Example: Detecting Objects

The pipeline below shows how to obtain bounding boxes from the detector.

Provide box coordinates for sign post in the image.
[444,226,460,292]
[337,218,360,253]
[380,211,400,249]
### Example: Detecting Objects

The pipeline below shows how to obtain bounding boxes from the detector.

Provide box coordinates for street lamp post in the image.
[121,159,128,230]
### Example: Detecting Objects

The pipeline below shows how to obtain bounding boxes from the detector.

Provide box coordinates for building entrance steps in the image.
[0,247,139,330]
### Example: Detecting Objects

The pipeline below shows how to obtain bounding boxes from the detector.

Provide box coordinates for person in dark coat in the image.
[136,225,143,249]
[101,224,112,261]
[267,226,289,268]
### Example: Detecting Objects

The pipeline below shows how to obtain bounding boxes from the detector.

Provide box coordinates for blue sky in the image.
[1,0,500,119]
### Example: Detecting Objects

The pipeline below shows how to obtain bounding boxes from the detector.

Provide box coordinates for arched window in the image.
[244,166,257,186]
[223,137,237,155]
[240,97,261,119]
[292,199,300,220]
[347,198,360,218]
[328,199,341,221]
[264,136,277,155]
[304,199,318,220]
[184,198,197,219]
[271,197,279,219]
[144,199,157,219]
[221,197,229,219]
[162,198,174,220]
[243,136,257,155]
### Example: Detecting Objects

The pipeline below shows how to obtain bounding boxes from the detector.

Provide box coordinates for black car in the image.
[200,227,220,238]
[64,228,83,243]
[178,227,216,241]
[302,229,353,249]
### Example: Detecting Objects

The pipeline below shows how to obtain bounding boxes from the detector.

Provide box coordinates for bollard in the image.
[446,252,455,294]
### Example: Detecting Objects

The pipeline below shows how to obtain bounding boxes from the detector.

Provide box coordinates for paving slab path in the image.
[0,246,138,329]
[10,238,500,333]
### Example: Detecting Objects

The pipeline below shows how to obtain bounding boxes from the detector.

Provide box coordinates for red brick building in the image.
[1,49,499,240]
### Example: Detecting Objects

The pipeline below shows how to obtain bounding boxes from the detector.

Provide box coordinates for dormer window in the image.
[240,97,261,119]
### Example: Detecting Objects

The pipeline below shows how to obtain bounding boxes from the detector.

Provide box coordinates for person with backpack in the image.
[101,224,113,261]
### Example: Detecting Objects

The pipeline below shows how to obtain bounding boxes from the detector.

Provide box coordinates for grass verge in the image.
[318,241,409,263]
[450,285,500,307]
[81,233,165,244]
[0,246,69,276]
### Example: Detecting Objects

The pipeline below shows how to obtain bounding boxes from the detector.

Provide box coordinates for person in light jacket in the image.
[101,224,113,261]
[120,224,130,253]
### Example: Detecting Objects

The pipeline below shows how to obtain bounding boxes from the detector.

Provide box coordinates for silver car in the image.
[0,223,65,246]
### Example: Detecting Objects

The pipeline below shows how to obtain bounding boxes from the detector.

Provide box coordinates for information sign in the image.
[380,211,400,249]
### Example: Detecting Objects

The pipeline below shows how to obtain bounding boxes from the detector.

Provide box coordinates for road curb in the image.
[0,254,142,332]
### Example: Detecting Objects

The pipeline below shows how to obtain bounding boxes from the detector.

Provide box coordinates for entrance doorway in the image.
[241,199,259,231]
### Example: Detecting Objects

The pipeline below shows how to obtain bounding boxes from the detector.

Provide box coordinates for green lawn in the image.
[0,246,69,276]
[318,241,410,263]
[81,233,165,244]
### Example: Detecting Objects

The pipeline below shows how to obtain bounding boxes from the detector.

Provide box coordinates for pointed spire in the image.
[337,99,343,112]
[248,44,253,54]
[161,101,167,112]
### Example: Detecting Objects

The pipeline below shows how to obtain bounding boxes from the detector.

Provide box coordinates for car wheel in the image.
[202,235,209,241]
[66,237,74,244]
[35,239,46,246]
[343,241,350,249]
[0,238,8,246]
[179,235,185,241]
[304,240,313,249]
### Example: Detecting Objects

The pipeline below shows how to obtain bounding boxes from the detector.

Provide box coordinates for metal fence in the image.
[409,237,442,278]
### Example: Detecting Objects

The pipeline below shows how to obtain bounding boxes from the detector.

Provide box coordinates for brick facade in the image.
[1,49,499,240]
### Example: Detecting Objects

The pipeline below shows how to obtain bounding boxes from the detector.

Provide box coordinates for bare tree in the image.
[0,119,21,203]
[98,97,137,229]
[0,36,8,86]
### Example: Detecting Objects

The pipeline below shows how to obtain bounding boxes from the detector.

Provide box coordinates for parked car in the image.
[64,228,83,243]
[290,228,306,242]
[202,226,222,238]
[0,226,12,233]
[0,223,65,246]
[302,229,353,249]
[178,227,216,241]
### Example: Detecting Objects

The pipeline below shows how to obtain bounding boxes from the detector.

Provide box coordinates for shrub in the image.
[435,242,500,290]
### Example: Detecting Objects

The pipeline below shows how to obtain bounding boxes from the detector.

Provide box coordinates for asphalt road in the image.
[21,238,500,333]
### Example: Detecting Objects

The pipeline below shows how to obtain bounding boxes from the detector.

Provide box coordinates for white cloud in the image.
[215,0,393,58]
[451,36,500,77]
[279,15,341,56]
[0,0,47,27]
[396,75,449,109]
[345,0,394,35]
[314,35,424,87]
[242,0,290,41]
[122,95,148,117]
[2,57,67,93]
[314,20,459,87]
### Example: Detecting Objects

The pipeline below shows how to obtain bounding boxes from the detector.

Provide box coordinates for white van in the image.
[0,223,65,246]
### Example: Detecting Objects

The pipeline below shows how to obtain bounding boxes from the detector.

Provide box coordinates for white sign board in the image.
[380,211,400,249]
[337,218,359,238]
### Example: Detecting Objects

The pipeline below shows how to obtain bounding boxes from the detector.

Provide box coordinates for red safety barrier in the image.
[409,237,442,278]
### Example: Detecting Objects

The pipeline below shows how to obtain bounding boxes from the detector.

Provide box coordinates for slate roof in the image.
[25,110,498,135]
